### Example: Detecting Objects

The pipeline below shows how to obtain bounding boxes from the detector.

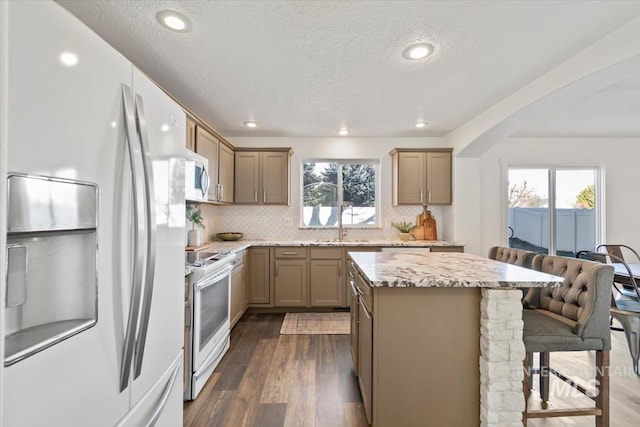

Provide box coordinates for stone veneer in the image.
[480,288,526,427]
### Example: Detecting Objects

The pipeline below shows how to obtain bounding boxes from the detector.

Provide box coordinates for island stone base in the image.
[480,288,526,427]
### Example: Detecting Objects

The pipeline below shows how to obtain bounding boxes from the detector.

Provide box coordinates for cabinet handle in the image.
[420,189,424,204]
[338,260,342,277]
[254,190,257,203]
[428,189,431,203]
[263,190,266,203]
[219,184,223,201]
[275,260,279,276]
[282,251,298,255]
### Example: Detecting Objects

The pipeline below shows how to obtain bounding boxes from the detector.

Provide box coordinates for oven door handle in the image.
[194,265,234,291]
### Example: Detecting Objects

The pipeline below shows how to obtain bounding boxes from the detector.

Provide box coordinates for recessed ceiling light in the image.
[59,52,78,67]
[161,124,170,132]
[414,121,429,129]
[156,10,192,32]
[402,43,435,60]
[338,128,351,136]
[243,121,258,128]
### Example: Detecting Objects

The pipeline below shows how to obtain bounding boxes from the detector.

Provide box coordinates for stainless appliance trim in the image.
[119,83,145,392]
[5,244,27,308]
[133,92,157,379]
[7,174,98,233]
[144,359,180,427]
[200,167,209,198]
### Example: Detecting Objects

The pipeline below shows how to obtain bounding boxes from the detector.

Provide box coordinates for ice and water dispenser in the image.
[5,174,98,365]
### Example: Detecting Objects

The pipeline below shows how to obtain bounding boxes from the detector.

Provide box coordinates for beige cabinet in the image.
[391,148,452,205]
[273,247,307,306]
[230,252,246,328]
[195,125,234,203]
[218,142,234,203]
[234,149,291,205]
[186,116,196,151]
[358,292,373,424]
[247,248,270,304]
[349,271,481,426]
[195,126,219,202]
[309,248,344,307]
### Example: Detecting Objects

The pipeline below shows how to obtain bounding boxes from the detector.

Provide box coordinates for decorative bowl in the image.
[216,232,243,241]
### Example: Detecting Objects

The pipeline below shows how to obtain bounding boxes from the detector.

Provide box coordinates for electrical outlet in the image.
[284,217,293,227]
[258,218,265,227]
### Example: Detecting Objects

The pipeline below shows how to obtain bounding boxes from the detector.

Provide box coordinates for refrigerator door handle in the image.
[143,361,180,427]
[133,93,157,379]
[120,83,147,392]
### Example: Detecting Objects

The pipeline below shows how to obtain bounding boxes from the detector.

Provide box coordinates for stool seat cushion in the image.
[523,309,607,352]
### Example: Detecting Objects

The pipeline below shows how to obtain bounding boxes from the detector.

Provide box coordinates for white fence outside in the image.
[508,208,595,254]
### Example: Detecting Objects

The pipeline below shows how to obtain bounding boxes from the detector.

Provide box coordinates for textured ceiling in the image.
[56,0,640,138]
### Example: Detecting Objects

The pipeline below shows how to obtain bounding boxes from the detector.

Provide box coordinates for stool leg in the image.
[540,352,550,409]
[526,352,533,393]
[595,350,610,427]
[611,312,640,375]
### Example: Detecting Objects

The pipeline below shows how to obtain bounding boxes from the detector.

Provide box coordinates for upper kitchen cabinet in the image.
[234,148,292,205]
[186,116,196,151]
[194,125,234,204]
[390,148,453,205]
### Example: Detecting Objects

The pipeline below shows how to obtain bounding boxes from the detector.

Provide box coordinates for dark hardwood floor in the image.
[184,313,368,427]
[184,313,640,427]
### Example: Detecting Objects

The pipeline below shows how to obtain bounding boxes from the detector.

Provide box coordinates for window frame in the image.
[502,163,604,255]
[300,159,381,229]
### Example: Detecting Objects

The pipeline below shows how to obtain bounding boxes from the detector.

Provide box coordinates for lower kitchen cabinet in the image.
[349,264,481,426]
[273,259,307,306]
[247,248,270,304]
[309,260,344,306]
[229,251,246,328]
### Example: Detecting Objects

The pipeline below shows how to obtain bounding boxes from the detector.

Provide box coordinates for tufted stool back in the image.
[525,254,613,345]
[487,246,536,268]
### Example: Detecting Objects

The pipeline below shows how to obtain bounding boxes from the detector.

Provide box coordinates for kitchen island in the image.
[347,251,563,427]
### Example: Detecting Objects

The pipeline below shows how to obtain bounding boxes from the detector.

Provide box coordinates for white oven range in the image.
[184,251,236,400]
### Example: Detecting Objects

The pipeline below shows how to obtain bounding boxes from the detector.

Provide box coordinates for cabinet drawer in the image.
[274,247,307,258]
[309,248,342,259]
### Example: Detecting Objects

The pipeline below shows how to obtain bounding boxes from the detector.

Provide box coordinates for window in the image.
[507,167,600,257]
[302,160,379,227]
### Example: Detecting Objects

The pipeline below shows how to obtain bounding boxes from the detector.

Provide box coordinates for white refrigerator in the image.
[2,1,184,426]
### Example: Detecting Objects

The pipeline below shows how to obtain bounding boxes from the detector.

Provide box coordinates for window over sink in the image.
[301,160,380,228]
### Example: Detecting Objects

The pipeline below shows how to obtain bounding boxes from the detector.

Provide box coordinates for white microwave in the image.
[185,150,210,202]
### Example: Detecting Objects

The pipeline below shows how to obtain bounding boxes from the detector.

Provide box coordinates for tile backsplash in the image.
[202,204,448,242]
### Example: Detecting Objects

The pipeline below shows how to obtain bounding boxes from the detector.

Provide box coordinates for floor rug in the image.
[279,312,350,335]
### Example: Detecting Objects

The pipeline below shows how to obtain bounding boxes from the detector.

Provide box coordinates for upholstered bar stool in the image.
[522,254,614,426]
[488,246,536,268]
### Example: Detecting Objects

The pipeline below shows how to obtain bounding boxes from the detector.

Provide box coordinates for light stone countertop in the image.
[348,251,564,289]
[189,239,464,254]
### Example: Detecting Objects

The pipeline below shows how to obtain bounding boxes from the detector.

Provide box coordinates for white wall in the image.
[456,137,640,256]
[210,137,456,242]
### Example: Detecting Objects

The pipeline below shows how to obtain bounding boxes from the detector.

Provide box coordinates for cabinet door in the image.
[218,143,234,203]
[310,260,344,306]
[349,283,359,374]
[234,151,260,204]
[358,297,373,424]
[261,151,289,205]
[396,152,426,205]
[230,263,244,328]
[186,117,196,151]
[426,152,452,205]
[248,248,270,304]
[274,260,307,306]
[195,126,219,201]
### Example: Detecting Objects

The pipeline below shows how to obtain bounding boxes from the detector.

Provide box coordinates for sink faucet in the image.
[338,202,350,241]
